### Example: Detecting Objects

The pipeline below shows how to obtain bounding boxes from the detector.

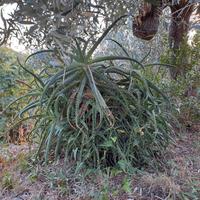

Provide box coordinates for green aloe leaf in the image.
[86,15,127,59]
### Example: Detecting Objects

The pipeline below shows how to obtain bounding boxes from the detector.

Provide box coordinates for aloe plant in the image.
[12,16,171,169]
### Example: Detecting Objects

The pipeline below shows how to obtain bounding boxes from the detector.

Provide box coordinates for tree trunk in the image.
[132,0,194,79]
[169,3,194,79]
[132,2,162,40]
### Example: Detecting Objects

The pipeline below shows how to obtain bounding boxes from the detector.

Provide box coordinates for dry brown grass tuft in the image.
[140,173,181,197]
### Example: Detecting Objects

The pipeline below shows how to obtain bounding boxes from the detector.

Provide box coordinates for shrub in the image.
[13,16,171,170]
[0,47,31,143]
[0,48,20,140]
[157,33,200,128]
[161,67,200,128]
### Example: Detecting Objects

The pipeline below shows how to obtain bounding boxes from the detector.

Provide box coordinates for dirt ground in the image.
[0,123,200,200]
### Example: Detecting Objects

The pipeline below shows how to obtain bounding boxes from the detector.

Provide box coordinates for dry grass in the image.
[0,123,200,200]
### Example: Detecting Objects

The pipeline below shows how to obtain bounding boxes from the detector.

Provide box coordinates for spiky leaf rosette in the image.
[13,16,171,169]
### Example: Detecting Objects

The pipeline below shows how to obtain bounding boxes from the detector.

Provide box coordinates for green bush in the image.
[0,48,20,139]
[161,68,200,127]
[14,17,171,170]
[144,33,200,128]
[160,33,200,73]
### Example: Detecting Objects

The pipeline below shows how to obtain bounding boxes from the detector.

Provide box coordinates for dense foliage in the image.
[144,33,200,128]
[0,47,21,138]
[0,0,138,49]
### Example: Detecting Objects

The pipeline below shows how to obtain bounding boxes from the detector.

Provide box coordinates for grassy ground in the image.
[0,123,200,200]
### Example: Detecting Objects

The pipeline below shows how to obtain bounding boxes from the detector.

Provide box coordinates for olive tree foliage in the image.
[0,1,137,48]
[0,0,171,62]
